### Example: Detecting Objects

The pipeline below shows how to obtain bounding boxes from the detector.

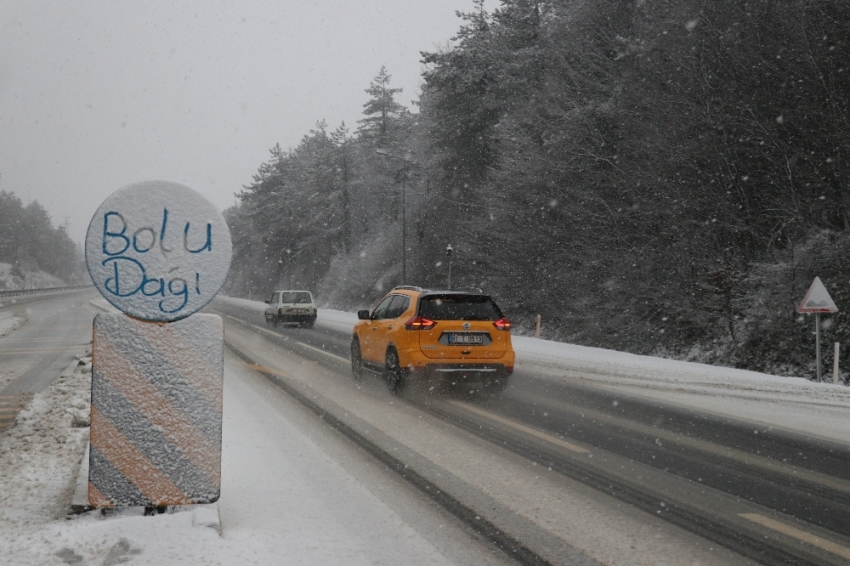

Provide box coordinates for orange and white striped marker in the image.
[90,313,223,507]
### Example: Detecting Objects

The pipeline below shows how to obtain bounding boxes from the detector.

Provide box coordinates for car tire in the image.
[301,318,315,329]
[350,338,364,381]
[385,348,406,395]
[272,316,280,327]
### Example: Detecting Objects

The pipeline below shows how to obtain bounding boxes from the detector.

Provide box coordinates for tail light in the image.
[405,316,437,330]
[493,318,512,331]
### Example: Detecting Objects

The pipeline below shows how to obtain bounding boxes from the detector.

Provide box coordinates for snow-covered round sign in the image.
[85,180,232,321]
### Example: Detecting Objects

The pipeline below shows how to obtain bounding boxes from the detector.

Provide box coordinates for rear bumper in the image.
[274,314,316,323]
[411,363,512,381]
[398,347,514,374]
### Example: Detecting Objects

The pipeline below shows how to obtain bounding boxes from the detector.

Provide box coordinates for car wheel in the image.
[301,319,315,329]
[272,316,280,327]
[385,348,406,395]
[350,338,364,381]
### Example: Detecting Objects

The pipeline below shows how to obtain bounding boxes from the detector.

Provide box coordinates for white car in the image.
[264,290,317,328]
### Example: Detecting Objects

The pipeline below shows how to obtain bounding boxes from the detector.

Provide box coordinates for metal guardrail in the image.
[0,284,92,299]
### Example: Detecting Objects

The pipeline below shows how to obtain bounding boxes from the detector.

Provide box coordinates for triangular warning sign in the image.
[797,277,839,313]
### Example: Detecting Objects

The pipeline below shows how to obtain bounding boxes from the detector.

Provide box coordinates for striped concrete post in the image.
[90,313,223,507]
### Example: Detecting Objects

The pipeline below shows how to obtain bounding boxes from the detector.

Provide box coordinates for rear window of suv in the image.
[417,294,502,321]
[281,292,311,303]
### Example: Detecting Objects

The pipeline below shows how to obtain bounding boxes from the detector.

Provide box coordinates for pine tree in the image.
[331,122,352,252]
[358,66,406,147]
[420,1,501,186]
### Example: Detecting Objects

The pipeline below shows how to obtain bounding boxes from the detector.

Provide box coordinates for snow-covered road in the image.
[224,295,850,446]
[1,351,517,565]
[218,355,510,565]
[2,294,850,565]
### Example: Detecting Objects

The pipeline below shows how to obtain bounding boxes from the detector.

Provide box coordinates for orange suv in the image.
[350,286,515,394]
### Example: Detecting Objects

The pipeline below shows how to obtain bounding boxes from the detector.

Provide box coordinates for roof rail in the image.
[448,286,484,293]
[393,285,424,292]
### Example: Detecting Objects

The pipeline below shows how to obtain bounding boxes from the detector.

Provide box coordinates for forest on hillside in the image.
[0,190,83,287]
[223,0,850,377]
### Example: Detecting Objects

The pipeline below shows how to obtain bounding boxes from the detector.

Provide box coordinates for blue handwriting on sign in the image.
[101,257,201,313]
[102,209,212,256]
[99,209,210,314]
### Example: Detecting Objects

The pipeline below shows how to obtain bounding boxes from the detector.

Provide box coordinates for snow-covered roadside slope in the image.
[0,262,66,290]
[0,312,25,338]
[511,335,850,445]
[0,313,28,392]
[218,296,850,444]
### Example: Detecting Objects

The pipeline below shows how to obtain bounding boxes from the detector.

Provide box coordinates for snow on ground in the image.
[512,335,850,445]
[219,296,850,444]
[0,324,476,565]
[0,354,92,564]
[0,262,66,291]
[0,346,234,566]
[214,358,477,566]
[0,311,25,338]
[2,295,846,565]
[0,312,28,392]
[89,297,119,314]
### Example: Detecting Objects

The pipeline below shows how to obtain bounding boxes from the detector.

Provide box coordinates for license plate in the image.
[447,333,484,345]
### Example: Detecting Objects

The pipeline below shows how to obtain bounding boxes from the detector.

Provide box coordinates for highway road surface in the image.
[4,290,850,564]
[0,289,96,432]
[210,297,850,566]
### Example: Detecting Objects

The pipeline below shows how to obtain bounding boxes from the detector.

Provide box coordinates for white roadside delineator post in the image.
[834,342,841,385]
[85,180,232,507]
[796,277,839,383]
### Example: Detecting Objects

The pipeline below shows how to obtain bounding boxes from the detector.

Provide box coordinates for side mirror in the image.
[264,300,270,304]
[357,310,370,320]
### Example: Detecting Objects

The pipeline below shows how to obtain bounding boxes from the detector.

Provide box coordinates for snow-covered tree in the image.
[358,66,407,148]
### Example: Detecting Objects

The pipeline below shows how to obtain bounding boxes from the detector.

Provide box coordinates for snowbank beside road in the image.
[0,262,66,291]
[511,335,850,445]
[511,334,850,405]
[0,312,24,338]
[0,354,91,564]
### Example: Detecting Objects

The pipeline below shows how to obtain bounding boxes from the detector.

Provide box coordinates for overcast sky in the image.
[0,0,494,244]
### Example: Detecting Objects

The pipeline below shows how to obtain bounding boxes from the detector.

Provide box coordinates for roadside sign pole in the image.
[816,313,822,382]
[796,277,839,383]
